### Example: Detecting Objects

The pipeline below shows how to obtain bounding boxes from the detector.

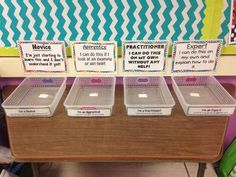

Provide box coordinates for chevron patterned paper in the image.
[0,0,231,47]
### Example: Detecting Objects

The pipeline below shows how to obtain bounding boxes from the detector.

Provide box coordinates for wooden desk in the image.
[3,84,234,162]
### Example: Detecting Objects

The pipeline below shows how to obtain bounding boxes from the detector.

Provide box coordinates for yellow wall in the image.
[0,56,235,77]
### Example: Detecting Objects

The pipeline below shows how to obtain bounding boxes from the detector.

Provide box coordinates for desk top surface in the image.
[3,84,234,162]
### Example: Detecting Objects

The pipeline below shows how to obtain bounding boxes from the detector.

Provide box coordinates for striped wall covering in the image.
[0,0,231,47]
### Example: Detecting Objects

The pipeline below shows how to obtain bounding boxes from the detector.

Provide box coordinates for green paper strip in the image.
[201,0,215,39]
[222,45,236,54]
[66,47,71,57]
[0,48,19,56]
[201,0,223,39]
[0,46,236,57]
[211,0,224,38]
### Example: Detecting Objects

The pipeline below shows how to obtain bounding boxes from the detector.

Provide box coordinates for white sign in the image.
[18,41,67,73]
[67,108,111,117]
[123,41,168,72]
[188,107,235,116]
[127,107,172,116]
[5,108,51,117]
[72,41,117,74]
[172,40,222,73]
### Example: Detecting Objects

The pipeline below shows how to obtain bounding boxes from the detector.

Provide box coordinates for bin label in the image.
[67,108,111,117]
[127,107,172,116]
[123,41,168,72]
[188,107,235,115]
[72,41,117,74]
[6,108,51,117]
[18,40,67,73]
[172,40,222,73]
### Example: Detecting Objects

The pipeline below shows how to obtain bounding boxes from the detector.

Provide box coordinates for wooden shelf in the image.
[3,84,234,162]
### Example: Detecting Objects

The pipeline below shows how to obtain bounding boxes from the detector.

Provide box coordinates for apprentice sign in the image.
[172,40,222,73]
[18,41,67,73]
[72,41,117,74]
[123,41,168,72]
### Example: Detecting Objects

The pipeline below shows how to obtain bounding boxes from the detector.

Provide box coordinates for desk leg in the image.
[197,163,206,177]
[31,163,39,177]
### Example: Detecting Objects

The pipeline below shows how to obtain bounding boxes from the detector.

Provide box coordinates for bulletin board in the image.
[0,0,235,56]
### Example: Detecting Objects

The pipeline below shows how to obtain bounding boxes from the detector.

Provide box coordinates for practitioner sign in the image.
[123,41,168,72]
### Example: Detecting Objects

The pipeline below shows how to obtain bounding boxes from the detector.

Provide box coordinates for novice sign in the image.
[123,41,168,72]
[72,41,117,74]
[18,41,67,73]
[172,40,222,73]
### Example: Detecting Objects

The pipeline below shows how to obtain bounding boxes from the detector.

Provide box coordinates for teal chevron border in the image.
[0,0,234,55]
[0,0,207,47]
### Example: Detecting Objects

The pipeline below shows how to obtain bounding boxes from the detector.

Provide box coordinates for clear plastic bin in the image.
[64,77,116,117]
[172,76,236,116]
[2,77,66,117]
[124,77,175,116]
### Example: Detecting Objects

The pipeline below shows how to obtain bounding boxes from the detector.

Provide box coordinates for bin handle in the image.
[137,77,149,83]
[185,77,197,82]
[91,78,102,84]
[42,78,54,83]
